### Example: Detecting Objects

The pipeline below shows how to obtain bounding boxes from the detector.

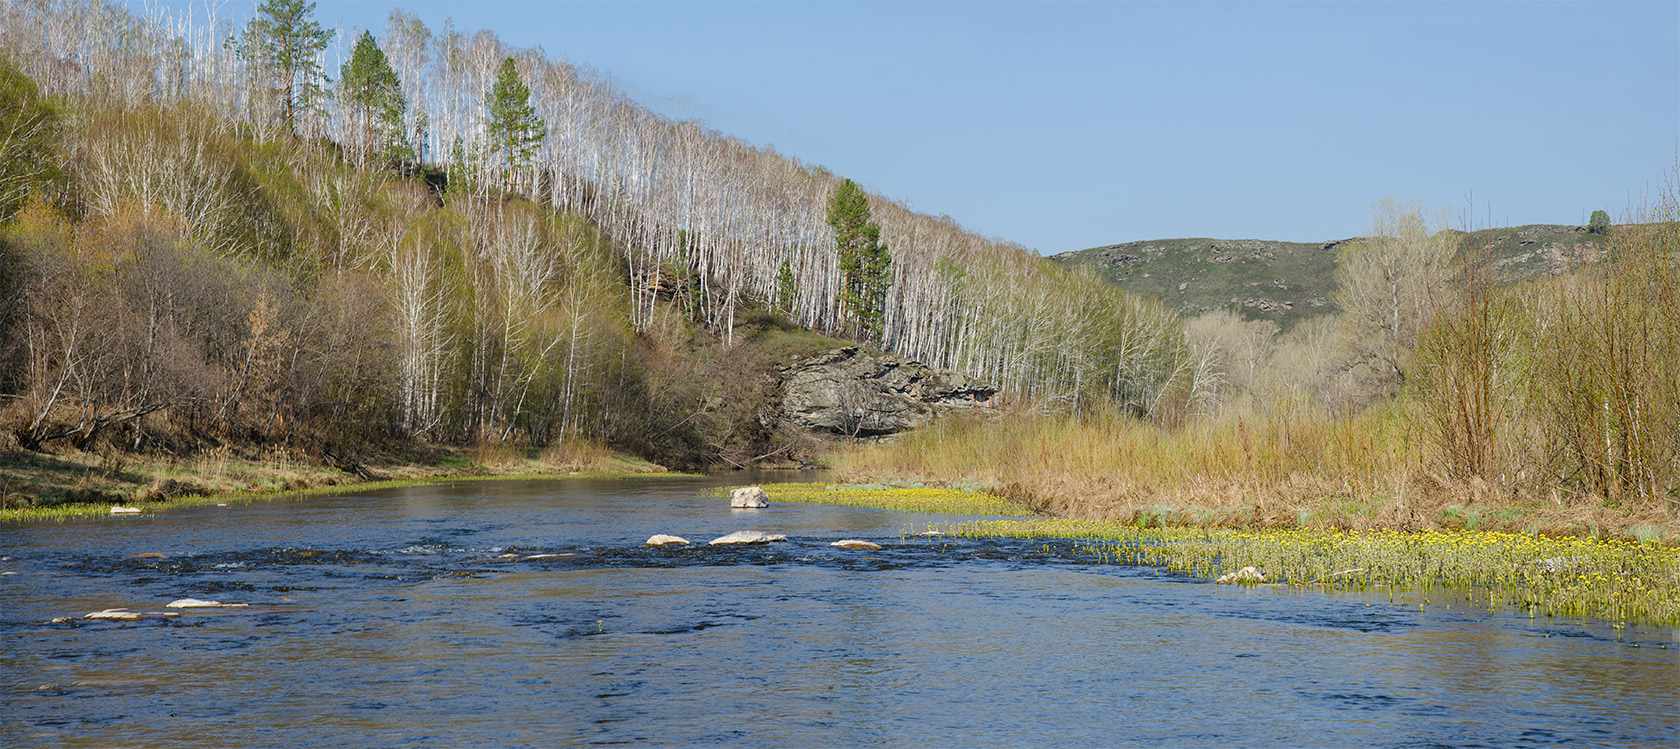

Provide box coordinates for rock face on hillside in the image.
[779,347,995,439]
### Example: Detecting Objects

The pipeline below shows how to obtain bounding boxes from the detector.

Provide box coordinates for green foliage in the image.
[339,31,406,165]
[827,179,890,342]
[233,0,335,135]
[0,55,59,223]
[1588,209,1611,235]
[486,57,545,178]
[774,259,796,318]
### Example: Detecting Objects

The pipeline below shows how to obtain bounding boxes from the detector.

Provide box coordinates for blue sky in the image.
[137,1,1678,254]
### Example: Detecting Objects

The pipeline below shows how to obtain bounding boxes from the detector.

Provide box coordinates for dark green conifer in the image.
[340,31,406,165]
[827,179,891,342]
[234,0,334,135]
[487,56,546,181]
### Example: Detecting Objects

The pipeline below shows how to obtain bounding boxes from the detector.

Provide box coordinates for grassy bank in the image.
[732,481,1680,626]
[946,519,1680,627]
[837,406,1678,545]
[0,442,677,522]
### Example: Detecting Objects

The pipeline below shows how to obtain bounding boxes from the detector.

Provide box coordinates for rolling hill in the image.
[1049,224,1608,328]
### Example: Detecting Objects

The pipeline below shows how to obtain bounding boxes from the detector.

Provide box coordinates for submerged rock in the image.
[1215,566,1266,584]
[127,553,165,559]
[166,599,248,609]
[84,609,180,621]
[830,539,882,550]
[708,531,787,546]
[730,486,770,508]
[646,534,691,547]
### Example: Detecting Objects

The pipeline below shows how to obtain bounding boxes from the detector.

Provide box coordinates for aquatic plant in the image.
[945,518,1680,626]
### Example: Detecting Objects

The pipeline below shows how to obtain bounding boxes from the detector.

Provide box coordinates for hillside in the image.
[1050,224,1608,328]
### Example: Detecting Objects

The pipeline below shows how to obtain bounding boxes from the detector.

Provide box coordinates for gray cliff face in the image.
[778,347,996,439]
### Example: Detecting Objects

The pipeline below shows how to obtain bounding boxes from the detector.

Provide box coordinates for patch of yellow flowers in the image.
[724,484,1679,626]
[948,519,1680,626]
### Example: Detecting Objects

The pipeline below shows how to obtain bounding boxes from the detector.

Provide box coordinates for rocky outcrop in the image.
[779,347,995,439]
[730,486,769,508]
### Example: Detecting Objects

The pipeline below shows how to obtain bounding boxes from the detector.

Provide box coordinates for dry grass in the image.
[712,481,1030,516]
[839,401,1679,543]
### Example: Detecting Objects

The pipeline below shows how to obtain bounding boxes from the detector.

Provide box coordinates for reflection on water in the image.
[3,474,1678,747]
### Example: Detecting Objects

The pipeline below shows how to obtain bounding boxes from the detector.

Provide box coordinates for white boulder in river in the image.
[708,530,787,546]
[646,534,691,546]
[831,539,883,550]
[730,486,770,508]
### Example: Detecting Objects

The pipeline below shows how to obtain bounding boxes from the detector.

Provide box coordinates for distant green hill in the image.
[1049,224,1608,329]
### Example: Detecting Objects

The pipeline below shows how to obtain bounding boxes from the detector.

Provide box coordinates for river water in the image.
[3,473,1678,747]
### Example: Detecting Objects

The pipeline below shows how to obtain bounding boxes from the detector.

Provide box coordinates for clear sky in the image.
[135,0,1678,254]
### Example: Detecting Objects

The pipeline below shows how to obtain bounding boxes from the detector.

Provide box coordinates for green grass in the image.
[714,481,1032,516]
[940,518,1680,626]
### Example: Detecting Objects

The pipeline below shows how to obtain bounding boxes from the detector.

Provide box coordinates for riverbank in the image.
[834,409,1680,546]
[0,442,678,522]
[730,481,1680,626]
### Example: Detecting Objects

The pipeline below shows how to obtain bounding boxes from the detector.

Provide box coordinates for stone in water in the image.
[831,539,882,550]
[730,486,769,508]
[84,609,180,621]
[708,531,787,546]
[166,598,248,609]
[646,535,691,546]
[1215,566,1266,584]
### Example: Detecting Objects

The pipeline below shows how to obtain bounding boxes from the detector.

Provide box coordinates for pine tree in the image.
[486,56,545,186]
[827,179,890,342]
[340,31,406,166]
[234,0,335,136]
[774,259,797,318]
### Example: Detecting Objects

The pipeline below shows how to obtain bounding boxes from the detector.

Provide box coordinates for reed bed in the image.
[717,482,1032,516]
[945,518,1680,626]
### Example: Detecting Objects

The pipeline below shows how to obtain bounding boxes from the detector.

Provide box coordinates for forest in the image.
[1,0,1676,535]
[0,0,1186,482]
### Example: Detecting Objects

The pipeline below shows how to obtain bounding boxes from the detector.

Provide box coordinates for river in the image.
[3,473,1678,746]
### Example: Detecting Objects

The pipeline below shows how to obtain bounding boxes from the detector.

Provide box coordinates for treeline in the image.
[0,0,1193,421]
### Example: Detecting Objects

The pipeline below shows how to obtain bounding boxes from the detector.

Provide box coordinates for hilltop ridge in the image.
[1050,224,1608,328]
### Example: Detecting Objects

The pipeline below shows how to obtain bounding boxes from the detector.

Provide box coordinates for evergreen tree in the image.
[774,259,797,318]
[1588,209,1611,235]
[486,56,545,184]
[339,31,406,166]
[234,0,334,135]
[827,179,891,342]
